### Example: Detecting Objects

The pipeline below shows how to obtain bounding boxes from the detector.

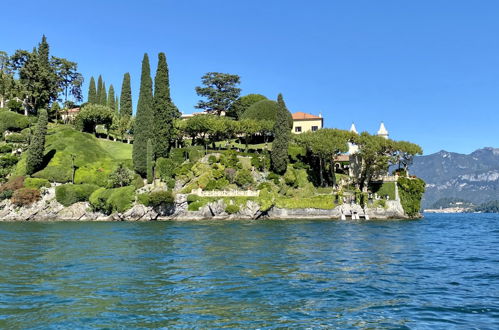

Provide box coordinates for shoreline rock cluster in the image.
[0,187,414,222]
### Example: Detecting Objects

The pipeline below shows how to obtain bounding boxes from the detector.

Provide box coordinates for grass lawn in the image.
[14,125,132,186]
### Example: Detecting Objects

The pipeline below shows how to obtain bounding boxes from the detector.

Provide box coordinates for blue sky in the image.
[2,0,499,155]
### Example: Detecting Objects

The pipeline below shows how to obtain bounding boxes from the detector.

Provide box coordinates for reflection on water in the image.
[0,214,498,328]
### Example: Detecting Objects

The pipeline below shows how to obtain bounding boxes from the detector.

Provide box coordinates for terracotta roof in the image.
[292,112,322,120]
[67,107,80,113]
[335,155,350,162]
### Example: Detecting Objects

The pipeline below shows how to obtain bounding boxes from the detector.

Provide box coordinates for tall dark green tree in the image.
[146,139,154,184]
[107,84,115,111]
[115,96,119,113]
[10,35,59,114]
[87,76,97,103]
[153,52,180,158]
[96,75,103,104]
[120,73,132,117]
[100,81,107,106]
[271,94,291,174]
[133,54,154,176]
[26,109,48,175]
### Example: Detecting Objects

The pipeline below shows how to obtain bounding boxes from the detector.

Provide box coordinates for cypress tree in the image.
[107,84,115,111]
[96,75,103,104]
[88,76,97,103]
[153,52,180,158]
[115,96,119,114]
[270,94,290,174]
[133,53,154,176]
[26,109,48,175]
[120,73,132,117]
[146,139,154,184]
[100,82,107,106]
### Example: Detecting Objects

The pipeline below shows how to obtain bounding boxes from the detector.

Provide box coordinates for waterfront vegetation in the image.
[0,36,427,218]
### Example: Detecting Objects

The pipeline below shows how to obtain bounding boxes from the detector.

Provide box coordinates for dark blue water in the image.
[0,214,498,329]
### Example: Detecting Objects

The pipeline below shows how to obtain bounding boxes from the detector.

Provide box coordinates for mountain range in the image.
[410,147,499,208]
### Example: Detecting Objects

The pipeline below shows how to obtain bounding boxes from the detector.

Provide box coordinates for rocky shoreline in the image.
[0,187,414,222]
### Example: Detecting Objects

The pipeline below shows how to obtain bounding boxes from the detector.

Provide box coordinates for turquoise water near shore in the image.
[0,214,498,328]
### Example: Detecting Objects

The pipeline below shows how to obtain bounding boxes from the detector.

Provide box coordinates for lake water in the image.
[0,214,498,329]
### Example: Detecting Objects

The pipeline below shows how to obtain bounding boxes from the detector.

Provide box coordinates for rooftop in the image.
[292,112,322,120]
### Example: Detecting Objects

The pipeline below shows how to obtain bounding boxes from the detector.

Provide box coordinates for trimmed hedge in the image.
[89,186,135,214]
[0,111,32,135]
[55,184,99,206]
[24,178,50,189]
[0,144,13,153]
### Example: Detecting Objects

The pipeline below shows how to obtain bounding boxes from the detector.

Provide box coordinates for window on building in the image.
[295,126,302,132]
[311,126,318,132]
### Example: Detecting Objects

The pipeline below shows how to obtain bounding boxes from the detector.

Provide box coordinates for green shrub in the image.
[187,147,203,162]
[205,178,229,190]
[187,194,200,203]
[166,178,176,190]
[137,193,150,206]
[169,148,186,164]
[24,178,50,189]
[174,162,192,177]
[11,188,40,206]
[188,200,204,211]
[267,172,280,184]
[0,144,13,153]
[235,169,254,187]
[156,157,176,181]
[220,151,241,169]
[276,195,335,209]
[108,163,134,188]
[0,154,19,168]
[89,186,135,214]
[283,167,297,187]
[0,111,31,135]
[288,143,306,162]
[225,204,240,214]
[55,184,99,206]
[133,175,145,189]
[0,190,13,200]
[148,191,174,207]
[5,133,26,143]
[208,155,217,164]
[397,177,425,217]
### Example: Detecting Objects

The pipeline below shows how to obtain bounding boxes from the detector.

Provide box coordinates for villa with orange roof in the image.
[291,112,323,134]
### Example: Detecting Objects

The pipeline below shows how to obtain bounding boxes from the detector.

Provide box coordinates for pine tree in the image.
[88,76,97,103]
[120,73,132,117]
[100,81,107,106]
[153,52,180,158]
[147,139,154,184]
[96,75,103,104]
[107,84,115,111]
[270,94,290,174]
[133,54,154,176]
[26,109,48,175]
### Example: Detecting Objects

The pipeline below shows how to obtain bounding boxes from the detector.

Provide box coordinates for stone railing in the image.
[191,188,260,197]
[372,175,399,182]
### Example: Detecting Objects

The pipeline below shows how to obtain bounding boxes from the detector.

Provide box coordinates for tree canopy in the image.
[195,72,241,115]
[227,94,267,119]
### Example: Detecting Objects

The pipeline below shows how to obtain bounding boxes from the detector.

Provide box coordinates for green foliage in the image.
[148,190,174,207]
[108,162,134,188]
[370,182,396,200]
[267,172,280,184]
[87,76,97,103]
[397,177,425,217]
[271,94,290,174]
[187,194,201,203]
[0,154,19,168]
[225,204,240,214]
[26,109,48,175]
[146,139,154,184]
[288,143,306,162]
[0,110,31,135]
[133,53,154,176]
[133,175,145,189]
[474,200,499,213]
[120,73,133,117]
[0,176,24,199]
[205,178,229,190]
[153,52,180,158]
[188,200,204,211]
[20,126,132,185]
[11,187,40,206]
[5,133,27,143]
[187,146,203,163]
[156,157,175,181]
[24,177,50,189]
[227,94,267,119]
[107,84,115,111]
[89,186,135,214]
[195,72,241,115]
[234,169,254,187]
[208,155,217,164]
[75,104,113,133]
[241,99,292,128]
[55,183,99,206]
[0,144,13,153]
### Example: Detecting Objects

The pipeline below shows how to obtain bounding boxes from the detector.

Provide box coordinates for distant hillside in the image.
[410,148,499,208]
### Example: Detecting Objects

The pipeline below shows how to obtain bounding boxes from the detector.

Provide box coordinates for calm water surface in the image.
[0,214,498,329]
